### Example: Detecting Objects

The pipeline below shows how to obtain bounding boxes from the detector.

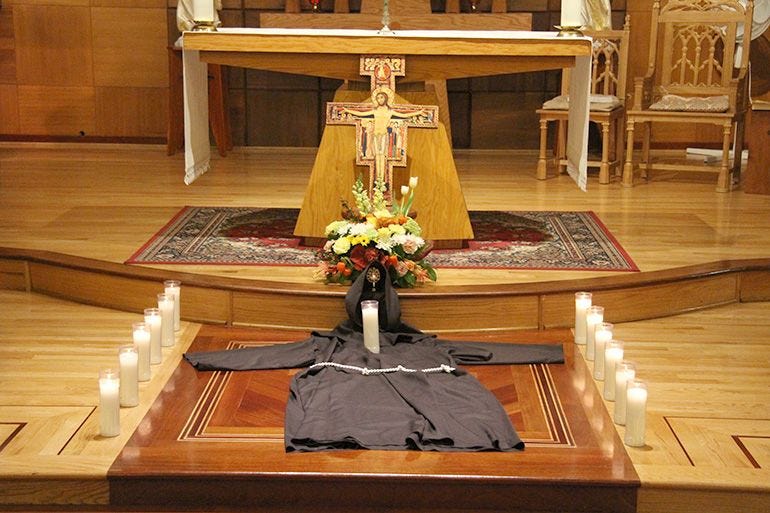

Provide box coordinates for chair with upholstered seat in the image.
[622,0,754,192]
[536,16,631,185]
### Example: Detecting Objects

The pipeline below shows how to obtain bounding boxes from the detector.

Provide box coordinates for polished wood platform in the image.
[0,143,769,512]
[109,326,637,513]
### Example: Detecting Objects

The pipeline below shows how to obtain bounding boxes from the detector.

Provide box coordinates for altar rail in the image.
[1,247,769,332]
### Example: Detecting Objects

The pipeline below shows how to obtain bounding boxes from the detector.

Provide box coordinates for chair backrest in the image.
[646,0,754,97]
[560,16,631,103]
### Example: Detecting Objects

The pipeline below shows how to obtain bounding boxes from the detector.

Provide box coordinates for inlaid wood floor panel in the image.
[109,325,638,513]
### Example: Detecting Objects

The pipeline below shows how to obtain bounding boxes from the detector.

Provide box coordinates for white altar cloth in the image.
[181,28,590,190]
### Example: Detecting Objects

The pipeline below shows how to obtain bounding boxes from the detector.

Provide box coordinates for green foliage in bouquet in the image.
[315,176,437,288]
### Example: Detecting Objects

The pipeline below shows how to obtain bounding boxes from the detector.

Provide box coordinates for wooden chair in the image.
[536,16,631,184]
[622,0,754,192]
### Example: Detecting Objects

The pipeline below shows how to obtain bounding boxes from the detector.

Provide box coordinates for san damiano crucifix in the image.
[325,56,439,201]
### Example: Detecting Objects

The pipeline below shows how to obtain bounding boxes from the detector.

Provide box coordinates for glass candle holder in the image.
[574,292,592,345]
[118,345,139,408]
[163,280,181,331]
[361,300,380,354]
[132,322,151,382]
[98,368,120,437]
[157,293,175,348]
[624,379,648,447]
[603,340,624,400]
[614,360,637,425]
[144,308,162,364]
[593,322,613,380]
[585,305,604,361]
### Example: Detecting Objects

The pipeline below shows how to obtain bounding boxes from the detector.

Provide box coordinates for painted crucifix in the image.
[325,56,438,200]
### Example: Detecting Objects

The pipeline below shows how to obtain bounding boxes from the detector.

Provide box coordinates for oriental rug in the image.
[126,207,638,271]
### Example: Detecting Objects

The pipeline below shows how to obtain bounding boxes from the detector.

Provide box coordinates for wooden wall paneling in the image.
[244,0,284,10]
[448,91,471,148]
[471,91,544,148]
[246,90,319,146]
[91,7,168,88]
[27,263,232,324]
[740,271,770,301]
[540,274,740,329]
[0,258,28,291]
[0,7,15,84]
[91,1,167,7]
[17,86,96,136]
[94,86,167,137]
[228,87,247,146]
[0,85,20,134]
[13,4,93,86]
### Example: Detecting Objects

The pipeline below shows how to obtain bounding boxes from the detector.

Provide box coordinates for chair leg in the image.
[717,122,732,192]
[536,118,549,180]
[641,122,650,180]
[599,121,611,184]
[732,118,745,183]
[557,120,567,175]
[615,116,625,178]
[622,118,636,187]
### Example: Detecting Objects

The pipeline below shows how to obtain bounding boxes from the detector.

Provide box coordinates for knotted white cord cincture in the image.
[308,362,455,375]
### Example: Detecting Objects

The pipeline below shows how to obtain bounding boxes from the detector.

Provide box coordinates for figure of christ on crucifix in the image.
[326,56,438,201]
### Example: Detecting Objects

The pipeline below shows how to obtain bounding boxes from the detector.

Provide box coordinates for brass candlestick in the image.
[192,20,219,32]
[555,25,584,37]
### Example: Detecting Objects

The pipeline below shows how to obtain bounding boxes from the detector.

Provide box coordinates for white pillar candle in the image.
[603,340,624,400]
[164,280,181,331]
[574,292,592,345]
[585,305,604,361]
[361,300,380,354]
[132,322,151,382]
[593,322,613,380]
[624,380,648,447]
[561,0,583,27]
[614,360,636,425]
[98,368,120,437]
[193,0,215,22]
[157,293,175,348]
[118,345,139,408]
[144,308,162,364]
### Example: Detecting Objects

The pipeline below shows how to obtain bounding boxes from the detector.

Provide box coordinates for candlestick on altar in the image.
[361,300,380,354]
[192,0,218,31]
[379,0,393,34]
[574,292,592,345]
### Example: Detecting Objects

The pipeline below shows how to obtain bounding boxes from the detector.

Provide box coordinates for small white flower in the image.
[332,237,351,255]
[401,185,410,197]
[409,176,418,189]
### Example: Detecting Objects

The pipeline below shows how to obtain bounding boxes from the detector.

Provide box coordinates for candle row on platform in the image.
[574,291,647,448]
[98,280,182,438]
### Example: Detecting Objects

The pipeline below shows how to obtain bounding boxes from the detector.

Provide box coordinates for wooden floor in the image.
[0,142,769,511]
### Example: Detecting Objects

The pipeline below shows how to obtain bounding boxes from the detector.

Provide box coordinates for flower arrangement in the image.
[315,176,437,287]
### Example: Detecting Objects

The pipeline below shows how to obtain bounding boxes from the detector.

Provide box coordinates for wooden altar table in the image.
[181,28,592,188]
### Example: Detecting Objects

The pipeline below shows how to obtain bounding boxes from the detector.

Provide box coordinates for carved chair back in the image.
[647,0,754,100]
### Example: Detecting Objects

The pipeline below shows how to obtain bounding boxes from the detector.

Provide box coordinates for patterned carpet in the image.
[126,207,637,272]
